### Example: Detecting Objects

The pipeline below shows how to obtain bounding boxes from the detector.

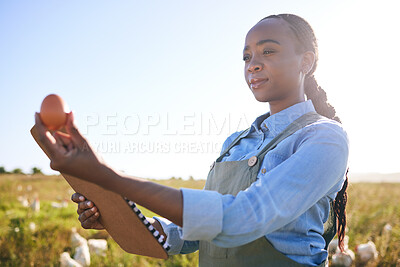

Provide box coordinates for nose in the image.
[247,59,263,73]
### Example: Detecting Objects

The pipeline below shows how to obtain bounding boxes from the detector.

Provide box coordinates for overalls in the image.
[199,111,334,267]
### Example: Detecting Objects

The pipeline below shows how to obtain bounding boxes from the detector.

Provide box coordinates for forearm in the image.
[94,164,183,227]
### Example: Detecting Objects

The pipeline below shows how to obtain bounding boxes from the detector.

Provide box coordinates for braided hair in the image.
[259,14,349,252]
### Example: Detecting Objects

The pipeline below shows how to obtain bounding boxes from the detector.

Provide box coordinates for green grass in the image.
[345,183,400,266]
[0,174,399,266]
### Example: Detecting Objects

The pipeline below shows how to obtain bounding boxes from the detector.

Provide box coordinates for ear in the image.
[300,51,315,75]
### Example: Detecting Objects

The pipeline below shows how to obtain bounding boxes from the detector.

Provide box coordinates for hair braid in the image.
[260,14,349,252]
[304,75,342,123]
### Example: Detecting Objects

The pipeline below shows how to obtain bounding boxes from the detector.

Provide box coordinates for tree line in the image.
[0,166,43,175]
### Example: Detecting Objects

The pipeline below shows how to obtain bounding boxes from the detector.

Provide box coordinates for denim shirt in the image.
[154,99,350,266]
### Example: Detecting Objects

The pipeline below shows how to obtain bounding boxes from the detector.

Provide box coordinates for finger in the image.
[64,146,78,158]
[54,131,73,147]
[67,142,74,150]
[35,112,46,129]
[79,206,97,222]
[65,111,86,149]
[77,200,94,213]
[35,113,58,158]
[52,132,68,154]
[71,193,85,203]
[81,212,100,229]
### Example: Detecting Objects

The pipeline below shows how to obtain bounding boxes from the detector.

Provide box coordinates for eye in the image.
[263,50,275,55]
[243,54,250,62]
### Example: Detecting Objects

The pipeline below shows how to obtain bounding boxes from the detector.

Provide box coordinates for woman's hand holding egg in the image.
[35,94,105,183]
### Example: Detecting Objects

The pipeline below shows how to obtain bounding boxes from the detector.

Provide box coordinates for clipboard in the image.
[30,125,170,259]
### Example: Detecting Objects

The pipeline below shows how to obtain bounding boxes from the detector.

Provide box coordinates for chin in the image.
[254,96,269,102]
[252,93,276,103]
[250,85,277,102]
[252,88,288,103]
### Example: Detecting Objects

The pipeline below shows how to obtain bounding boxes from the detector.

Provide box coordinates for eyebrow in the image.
[243,39,281,52]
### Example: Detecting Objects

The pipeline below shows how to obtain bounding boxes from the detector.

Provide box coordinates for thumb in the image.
[65,111,86,148]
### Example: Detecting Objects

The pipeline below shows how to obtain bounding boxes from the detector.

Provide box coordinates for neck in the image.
[269,93,306,115]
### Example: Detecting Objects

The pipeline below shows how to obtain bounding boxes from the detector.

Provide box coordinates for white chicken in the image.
[51,199,68,209]
[59,252,82,267]
[380,223,392,257]
[31,196,40,212]
[328,235,350,255]
[70,228,87,248]
[330,236,354,267]
[28,222,36,232]
[331,251,354,267]
[355,241,378,265]
[17,195,29,207]
[74,241,90,267]
[328,238,339,255]
[88,239,108,257]
[70,228,91,266]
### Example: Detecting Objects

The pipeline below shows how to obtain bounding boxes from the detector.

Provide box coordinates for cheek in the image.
[272,60,301,85]
[244,66,251,86]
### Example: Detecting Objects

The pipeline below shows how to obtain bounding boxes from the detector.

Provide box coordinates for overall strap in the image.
[215,127,251,163]
[256,111,324,162]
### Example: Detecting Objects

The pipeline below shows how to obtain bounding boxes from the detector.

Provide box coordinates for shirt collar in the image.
[243,99,316,138]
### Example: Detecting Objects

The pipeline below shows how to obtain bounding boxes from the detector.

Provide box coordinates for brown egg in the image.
[39,94,68,130]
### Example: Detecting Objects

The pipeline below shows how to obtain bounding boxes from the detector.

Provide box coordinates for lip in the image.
[249,78,268,89]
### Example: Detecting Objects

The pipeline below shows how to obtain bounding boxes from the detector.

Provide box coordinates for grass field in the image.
[0,174,399,266]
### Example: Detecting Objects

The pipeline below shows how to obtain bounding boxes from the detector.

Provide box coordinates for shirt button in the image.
[261,168,266,174]
[248,156,258,167]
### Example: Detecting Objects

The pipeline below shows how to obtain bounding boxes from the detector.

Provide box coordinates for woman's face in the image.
[243,18,306,103]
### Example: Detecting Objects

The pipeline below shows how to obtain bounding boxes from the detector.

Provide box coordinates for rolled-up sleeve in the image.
[179,123,349,247]
[153,216,200,255]
[180,188,223,241]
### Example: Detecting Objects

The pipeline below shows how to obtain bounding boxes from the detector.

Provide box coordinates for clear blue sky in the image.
[1,0,399,179]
